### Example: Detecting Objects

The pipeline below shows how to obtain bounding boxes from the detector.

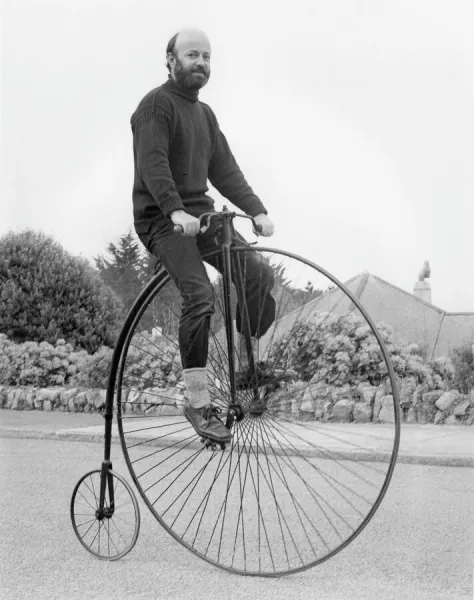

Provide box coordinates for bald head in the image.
[166,28,212,91]
[176,28,211,52]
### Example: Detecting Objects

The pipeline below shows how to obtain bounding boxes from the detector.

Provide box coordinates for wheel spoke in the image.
[147,447,205,498]
[256,419,320,559]
[77,488,98,513]
[257,417,348,546]
[261,416,372,520]
[126,424,193,450]
[265,416,383,487]
[131,432,197,467]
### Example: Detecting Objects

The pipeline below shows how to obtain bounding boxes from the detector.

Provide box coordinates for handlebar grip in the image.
[254,224,263,234]
[174,223,207,235]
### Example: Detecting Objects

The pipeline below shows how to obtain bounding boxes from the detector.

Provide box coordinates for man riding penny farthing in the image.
[132,28,288,449]
[70,28,400,577]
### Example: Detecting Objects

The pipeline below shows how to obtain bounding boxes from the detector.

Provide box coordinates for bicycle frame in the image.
[217,206,259,405]
[97,206,259,509]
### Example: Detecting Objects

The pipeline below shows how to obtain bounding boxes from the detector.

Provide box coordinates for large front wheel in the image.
[111,246,400,576]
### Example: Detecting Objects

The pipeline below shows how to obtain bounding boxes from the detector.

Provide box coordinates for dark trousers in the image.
[135,219,275,369]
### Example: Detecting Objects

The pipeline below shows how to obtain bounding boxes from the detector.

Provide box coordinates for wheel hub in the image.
[225,403,244,428]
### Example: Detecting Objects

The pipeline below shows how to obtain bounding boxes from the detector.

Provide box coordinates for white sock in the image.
[182,367,210,409]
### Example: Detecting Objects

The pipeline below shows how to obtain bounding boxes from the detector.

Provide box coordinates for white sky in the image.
[2,0,474,311]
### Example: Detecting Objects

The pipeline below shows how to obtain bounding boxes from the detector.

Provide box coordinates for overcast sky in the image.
[2,0,474,311]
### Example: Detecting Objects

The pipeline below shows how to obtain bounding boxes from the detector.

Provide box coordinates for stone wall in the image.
[268,380,474,425]
[0,385,184,417]
[1,382,473,425]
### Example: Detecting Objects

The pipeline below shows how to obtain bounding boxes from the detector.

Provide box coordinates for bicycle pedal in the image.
[200,437,226,451]
[201,437,215,449]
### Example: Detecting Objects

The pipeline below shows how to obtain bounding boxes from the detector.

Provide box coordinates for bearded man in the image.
[130,28,276,444]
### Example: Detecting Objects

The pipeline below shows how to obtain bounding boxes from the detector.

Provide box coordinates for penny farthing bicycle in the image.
[70,207,401,576]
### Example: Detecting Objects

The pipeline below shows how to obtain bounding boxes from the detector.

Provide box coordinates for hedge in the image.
[268,312,456,391]
[0,332,180,391]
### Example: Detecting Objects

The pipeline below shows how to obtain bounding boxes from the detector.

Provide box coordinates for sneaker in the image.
[236,361,297,390]
[184,404,232,444]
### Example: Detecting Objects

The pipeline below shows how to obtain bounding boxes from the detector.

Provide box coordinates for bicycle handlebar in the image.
[173,211,263,235]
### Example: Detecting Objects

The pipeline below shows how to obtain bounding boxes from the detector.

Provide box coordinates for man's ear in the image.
[167,52,176,70]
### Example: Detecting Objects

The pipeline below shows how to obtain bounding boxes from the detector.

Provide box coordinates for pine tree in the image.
[94,231,145,318]
[95,231,182,334]
[269,261,323,317]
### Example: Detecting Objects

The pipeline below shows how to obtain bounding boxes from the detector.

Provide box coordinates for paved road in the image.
[1,436,472,599]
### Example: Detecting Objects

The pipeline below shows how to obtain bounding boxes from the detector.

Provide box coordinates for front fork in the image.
[96,460,114,518]
[220,213,237,404]
[220,208,259,424]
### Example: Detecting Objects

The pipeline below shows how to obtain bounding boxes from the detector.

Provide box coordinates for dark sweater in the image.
[130,76,267,224]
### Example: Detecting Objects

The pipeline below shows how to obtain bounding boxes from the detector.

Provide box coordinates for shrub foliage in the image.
[451,344,474,394]
[0,332,181,390]
[269,312,455,390]
[0,334,86,387]
[0,230,123,353]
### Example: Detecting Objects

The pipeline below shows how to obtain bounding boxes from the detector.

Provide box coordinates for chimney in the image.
[414,260,431,303]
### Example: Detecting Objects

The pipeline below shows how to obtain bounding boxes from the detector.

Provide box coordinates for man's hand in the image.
[170,210,201,236]
[253,213,274,237]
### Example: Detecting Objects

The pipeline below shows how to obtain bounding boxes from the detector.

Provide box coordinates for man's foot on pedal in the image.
[184,404,232,444]
[236,361,297,390]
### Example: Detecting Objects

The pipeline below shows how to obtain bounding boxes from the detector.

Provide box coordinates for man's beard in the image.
[173,57,210,90]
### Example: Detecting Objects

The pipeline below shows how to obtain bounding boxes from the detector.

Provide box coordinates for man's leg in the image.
[200,228,275,371]
[136,221,231,443]
[233,233,276,368]
[229,240,299,392]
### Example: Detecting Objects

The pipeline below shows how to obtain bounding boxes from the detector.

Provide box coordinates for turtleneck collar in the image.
[165,75,199,103]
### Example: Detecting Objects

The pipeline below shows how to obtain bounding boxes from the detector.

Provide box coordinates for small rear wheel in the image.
[70,469,140,561]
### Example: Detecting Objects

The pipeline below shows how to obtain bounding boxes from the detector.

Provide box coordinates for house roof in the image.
[259,272,474,359]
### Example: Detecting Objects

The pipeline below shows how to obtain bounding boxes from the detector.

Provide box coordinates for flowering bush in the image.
[0,334,86,387]
[69,346,113,389]
[269,312,455,391]
[0,332,181,390]
[117,331,181,391]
